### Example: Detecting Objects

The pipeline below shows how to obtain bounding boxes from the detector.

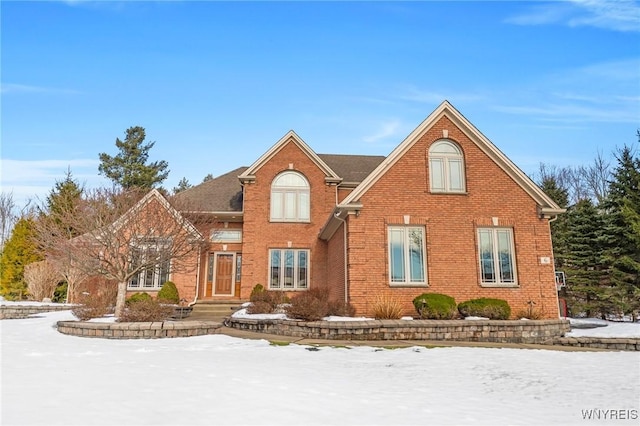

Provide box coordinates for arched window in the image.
[428,140,465,193]
[270,171,310,222]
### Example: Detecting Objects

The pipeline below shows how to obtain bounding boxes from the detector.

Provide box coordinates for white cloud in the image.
[0,83,81,95]
[505,0,640,32]
[0,158,110,208]
[362,120,402,143]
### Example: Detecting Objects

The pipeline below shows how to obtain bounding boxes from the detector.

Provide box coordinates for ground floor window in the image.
[388,226,427,286]
[269,249,309,289]
[127,239,171,290]
[477,228,517,286]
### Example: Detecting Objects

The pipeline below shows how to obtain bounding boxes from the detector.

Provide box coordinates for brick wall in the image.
[344,116,560,319]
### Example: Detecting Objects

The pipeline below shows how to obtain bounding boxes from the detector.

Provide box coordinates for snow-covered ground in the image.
[1,310,639,426]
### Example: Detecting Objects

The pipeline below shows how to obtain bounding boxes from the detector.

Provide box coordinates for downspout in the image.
[333,211,349,303]
[189,245,202,307]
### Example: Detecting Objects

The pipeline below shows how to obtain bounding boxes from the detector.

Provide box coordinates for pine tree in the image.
[600,145,640,319]
[564,199,608,318]
[172,177,192,194]
[98,126,169,190]
[539,176,570,269]
[44,168,84,237]
[0,217,44,300]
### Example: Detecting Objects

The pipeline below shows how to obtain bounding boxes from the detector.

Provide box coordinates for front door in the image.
[214,253,234,295]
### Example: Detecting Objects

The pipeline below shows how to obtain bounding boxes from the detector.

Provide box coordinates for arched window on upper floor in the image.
[270,171,310,222]
[428,140,466,193]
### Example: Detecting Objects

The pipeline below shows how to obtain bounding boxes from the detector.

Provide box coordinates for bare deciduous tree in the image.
[0,191,17,250]
[36,188,210,317]
[24,260,60,301]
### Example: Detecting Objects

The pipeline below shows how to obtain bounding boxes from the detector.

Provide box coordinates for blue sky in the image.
[2,0,639,208]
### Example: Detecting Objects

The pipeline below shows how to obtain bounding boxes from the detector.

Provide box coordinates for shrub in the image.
[327,299,356,317]
[118,299,174,322]
[250,284,265,298]
[413,293,457,319]
[285,288,330,321]
[52,282,68,303]
[247,301,274,314]
[126,292,153,305]
[157,281,180,304]
[72,292,114,321]
[250,290,290,312]
[458,298,511,320]
[371,295,403,320]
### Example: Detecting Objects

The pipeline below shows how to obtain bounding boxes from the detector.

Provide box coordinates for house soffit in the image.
[340,100,563,214]
[238,130,341,183]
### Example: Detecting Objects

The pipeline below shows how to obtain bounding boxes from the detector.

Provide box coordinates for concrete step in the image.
[190,300,248,318]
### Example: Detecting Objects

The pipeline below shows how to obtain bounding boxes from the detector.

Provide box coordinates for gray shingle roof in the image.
[175,154,385,213]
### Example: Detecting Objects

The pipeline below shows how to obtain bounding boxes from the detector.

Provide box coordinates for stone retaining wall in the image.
[0,304,72,319]
[56,320,222,339]
[553,336,640,351]
[227,318,571,345]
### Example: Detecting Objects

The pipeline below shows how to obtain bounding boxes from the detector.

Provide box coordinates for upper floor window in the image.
[270,171,310,222]
[429,140,465,193]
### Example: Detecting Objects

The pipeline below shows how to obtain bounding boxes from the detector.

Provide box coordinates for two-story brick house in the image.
[128,101,564,319]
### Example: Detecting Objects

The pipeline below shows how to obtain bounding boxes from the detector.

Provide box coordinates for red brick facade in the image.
[131,102,563,319]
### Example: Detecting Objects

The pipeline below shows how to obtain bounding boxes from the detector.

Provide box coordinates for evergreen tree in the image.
[0,217,43,300]
[44,168,84,237]
[563,199,608,318]
[98,126,169,190]
[202,173,214,183]
[172,177,192,194]
[539,176,570,269]
[600,145,640,319]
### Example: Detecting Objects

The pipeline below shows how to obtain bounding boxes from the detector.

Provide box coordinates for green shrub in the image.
[412,293,457,319]
[118,299,174,322]
[126,292,153,305]
[458,298,511,320]
[52,282,68,303]
[157,281,180,304]
[250,284,265,298]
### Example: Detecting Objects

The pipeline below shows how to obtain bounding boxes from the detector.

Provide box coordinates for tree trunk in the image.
[115,281,128,318]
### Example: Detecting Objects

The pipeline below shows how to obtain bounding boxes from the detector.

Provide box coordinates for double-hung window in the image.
[270,172,310,222]
[477,228,517,286]
[429,140,465,193]
[128,239,171,290]
[269,249,309,290]
[388,226,427,286]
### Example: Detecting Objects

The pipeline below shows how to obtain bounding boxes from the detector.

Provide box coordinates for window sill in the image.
[389,283,428,288]
[429,191,468,195]
[480,283,519,288]
[269,220,311,224]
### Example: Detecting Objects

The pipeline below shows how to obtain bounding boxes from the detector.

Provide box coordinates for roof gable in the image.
[113,189,204,241]
[238,131,342,184]
[340,101,563,216]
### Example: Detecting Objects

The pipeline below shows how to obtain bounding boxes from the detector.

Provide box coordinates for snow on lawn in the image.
[1,311,639,426]
[566,318,640,338]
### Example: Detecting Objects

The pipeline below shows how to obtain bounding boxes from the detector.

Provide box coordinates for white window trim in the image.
[211,229,242,243]
[477,227,518,287]
[387,226,428,287]
[429,140,466,193]
[268,248,310,290]
[270,171,310,223]
[127,242,171,290]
